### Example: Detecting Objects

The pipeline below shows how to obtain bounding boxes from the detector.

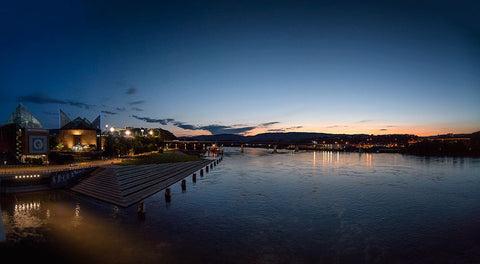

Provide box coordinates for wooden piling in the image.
[137,202,146,214]
[181,179,186,190]
[165,188,171,202]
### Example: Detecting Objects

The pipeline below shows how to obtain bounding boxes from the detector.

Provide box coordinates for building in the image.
[0,104,49,164]
[56,110,101,151]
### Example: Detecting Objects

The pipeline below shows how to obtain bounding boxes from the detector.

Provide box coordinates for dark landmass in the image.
[179,132,364,143]
[178,131,480,157]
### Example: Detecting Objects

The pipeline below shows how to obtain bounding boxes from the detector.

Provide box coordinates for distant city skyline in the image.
[1,0,479,137]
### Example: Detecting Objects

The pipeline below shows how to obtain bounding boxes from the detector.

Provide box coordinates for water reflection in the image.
[365,153,372,168]
[321,151,340,166]
[14,201,41,212]
[1,148,479,264]
[1,191,174,264]
[12,200,43,229]
[72,202,82,227]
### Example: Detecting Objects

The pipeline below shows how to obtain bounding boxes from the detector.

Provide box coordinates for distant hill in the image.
[158,128,177,141]
[177,131,480,157]
[422,133,474,139]
[178,132,366,143]
[247,132,337,143]
[179,133,244,142]
[179,131,480,144]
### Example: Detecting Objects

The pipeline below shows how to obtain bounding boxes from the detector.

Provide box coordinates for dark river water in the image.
[1,147,480,264]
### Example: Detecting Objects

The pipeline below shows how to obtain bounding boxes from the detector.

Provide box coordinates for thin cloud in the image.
[259,122,280,127]
[128,100,145,105]
[18,93,94,109]
[288,126,303,130]
[131,115,277,135]
[116,107,126,111]
[131,107,144,111]
[131,115,174,125]
[326,125,349,128]
[126,86,137,95]
[267,125,303,132]
[101,110,117,115]
[197,124,256,135]
[268,128,286,132]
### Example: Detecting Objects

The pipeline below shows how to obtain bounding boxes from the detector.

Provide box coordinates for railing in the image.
[0,164,34,169]
[0,164,98,178]
[0,166,99,192]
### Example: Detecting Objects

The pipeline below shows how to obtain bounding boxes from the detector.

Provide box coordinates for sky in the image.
[1,0,479,137]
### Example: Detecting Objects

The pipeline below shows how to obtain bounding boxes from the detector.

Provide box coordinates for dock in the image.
[71,159,216,207]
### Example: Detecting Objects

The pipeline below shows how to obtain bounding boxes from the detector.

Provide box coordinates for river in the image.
[1,147,479,264]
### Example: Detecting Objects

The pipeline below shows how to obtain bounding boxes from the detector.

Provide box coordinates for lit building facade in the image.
[57,115,101,151]
[0,104,49,164]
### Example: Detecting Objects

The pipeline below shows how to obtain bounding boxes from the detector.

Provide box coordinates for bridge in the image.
[163,140,347,153]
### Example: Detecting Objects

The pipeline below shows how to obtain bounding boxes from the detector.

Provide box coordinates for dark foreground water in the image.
[1,147,480,264]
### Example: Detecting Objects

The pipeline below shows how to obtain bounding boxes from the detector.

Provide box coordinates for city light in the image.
[109,127,114,133]
[125,130,131,136]
[149,130,153,135]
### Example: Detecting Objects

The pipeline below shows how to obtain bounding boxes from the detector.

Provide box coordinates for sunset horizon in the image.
[1,0,478,138]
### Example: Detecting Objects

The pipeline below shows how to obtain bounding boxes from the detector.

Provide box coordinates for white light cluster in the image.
[15,201,41,211]
[15,174,41,179]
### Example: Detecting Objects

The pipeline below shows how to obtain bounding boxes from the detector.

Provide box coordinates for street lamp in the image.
[149,130,153,136]
[109,127,115,133]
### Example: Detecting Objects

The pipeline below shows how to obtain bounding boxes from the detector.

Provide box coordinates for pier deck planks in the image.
[71,159,215,208]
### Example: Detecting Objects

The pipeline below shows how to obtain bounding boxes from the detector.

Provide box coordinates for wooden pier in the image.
[71,159,216,208]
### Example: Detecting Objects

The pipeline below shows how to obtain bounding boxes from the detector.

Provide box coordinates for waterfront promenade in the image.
[0,159,123,178]
[0,152,222,208]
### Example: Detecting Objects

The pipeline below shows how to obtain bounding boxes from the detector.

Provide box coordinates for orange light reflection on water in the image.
[2,193,173,264]
[366,153,373,168]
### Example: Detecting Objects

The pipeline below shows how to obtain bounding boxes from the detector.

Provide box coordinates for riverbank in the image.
[119,151,204,165]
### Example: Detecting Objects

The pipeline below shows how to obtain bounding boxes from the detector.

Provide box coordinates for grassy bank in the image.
[119,151,204,165]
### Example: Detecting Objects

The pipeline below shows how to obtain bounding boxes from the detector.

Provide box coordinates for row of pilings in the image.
[138,156,223,216]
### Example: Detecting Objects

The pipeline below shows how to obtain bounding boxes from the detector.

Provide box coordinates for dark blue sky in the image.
[1,0,479,136]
